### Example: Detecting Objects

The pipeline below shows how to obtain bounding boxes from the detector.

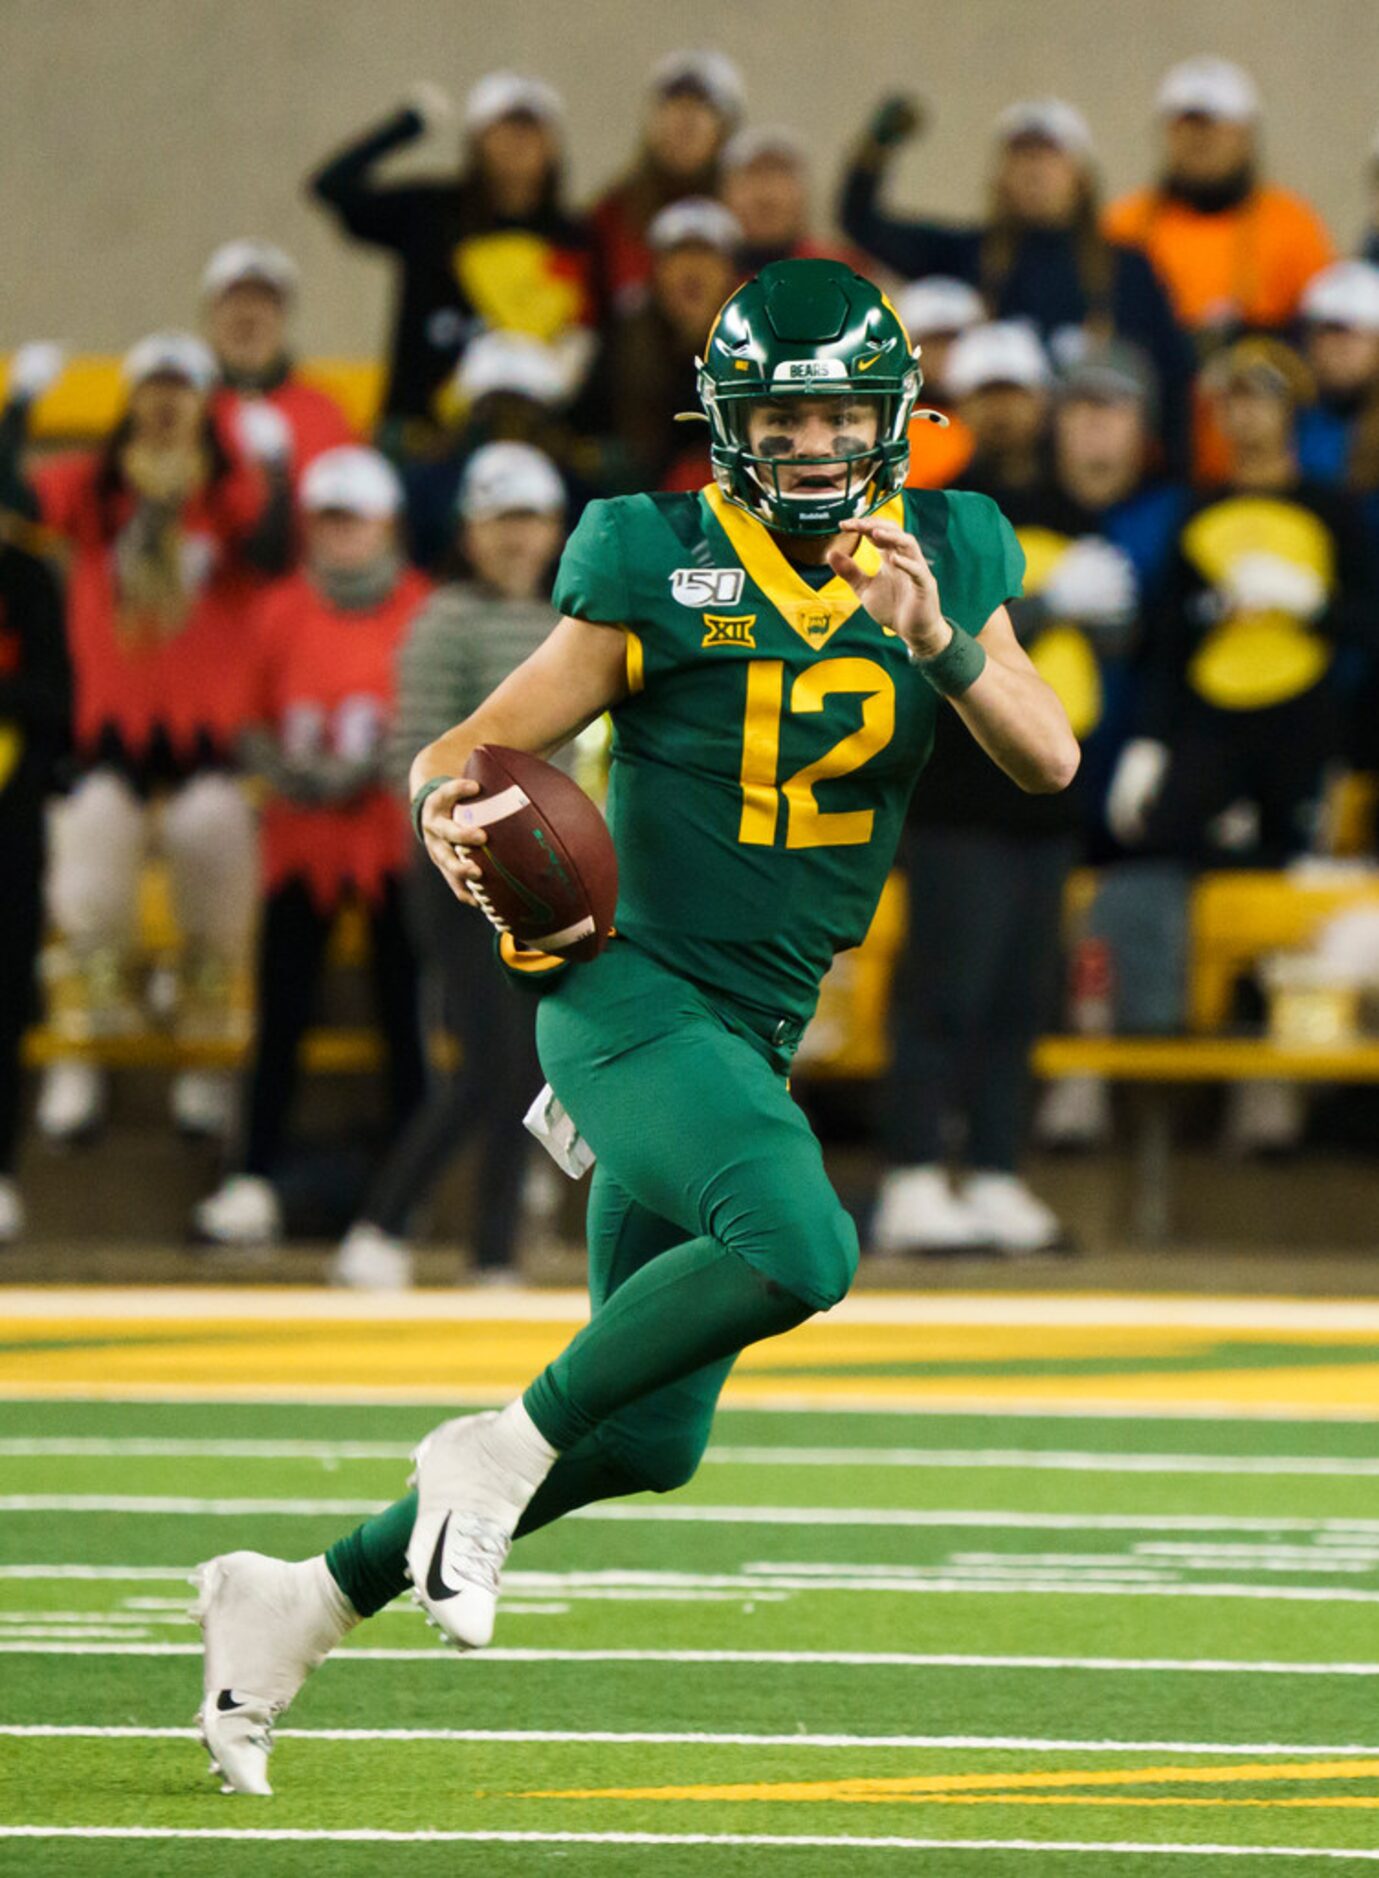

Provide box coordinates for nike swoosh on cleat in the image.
[425,1513,461,1602]
[216,1689,246,1712]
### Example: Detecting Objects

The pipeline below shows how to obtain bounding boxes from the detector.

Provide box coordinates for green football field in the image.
[4,1379,1379,1874]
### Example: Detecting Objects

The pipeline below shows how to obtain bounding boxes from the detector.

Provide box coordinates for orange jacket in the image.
[1103,183,1333,333]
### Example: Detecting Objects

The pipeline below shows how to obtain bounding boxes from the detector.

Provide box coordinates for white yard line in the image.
[8,1436,1379,1477]
[10,1494,1379,1536]
[1,1827,1376,1857]
[708,1447,1379,1477]
[1,1640,1378,1674]
[6,1723,1379,1755]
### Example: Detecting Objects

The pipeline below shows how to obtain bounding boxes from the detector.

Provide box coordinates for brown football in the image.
[458,745,618,962]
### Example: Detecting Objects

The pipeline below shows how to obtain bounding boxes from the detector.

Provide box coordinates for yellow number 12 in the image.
[738,656,896,849]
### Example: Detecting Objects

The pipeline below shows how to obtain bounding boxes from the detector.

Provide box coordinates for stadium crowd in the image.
[3,49,1379,1273]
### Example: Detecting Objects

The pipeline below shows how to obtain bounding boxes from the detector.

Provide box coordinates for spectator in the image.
[1106,339,1372,1157]
[720,126,854,274]
[203,240,355,479]
[193,448,431,1247]
[943,320,1053,497]
[875,350,1172,1254]
[308,75,596,444]
[873,519,1079,1256]
[332,442,567,1288]
[840,94,1193,462]
[1108,338,1372,867]
[0,336,288,1148]
[1296,260,1379,516]
[1032,345,1192,1149]
[1043,343,1191,832]
[0,521,69,1242]
[416,331,598,564]
[895,276,986,487]
[589,49,744,313]
[1104,58,1333,341]
[588,198,742,490]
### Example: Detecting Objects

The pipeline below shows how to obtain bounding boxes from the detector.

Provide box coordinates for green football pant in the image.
[523,939,859,1454]
[326,941,858,1616]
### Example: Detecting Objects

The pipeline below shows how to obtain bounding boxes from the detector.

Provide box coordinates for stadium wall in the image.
[6,0,1376,351]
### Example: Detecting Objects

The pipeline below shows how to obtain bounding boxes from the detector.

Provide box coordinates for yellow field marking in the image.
[530,1757,1379,1807]
[3,1311,1378,1413]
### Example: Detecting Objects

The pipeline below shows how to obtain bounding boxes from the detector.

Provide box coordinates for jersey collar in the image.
[702,484,905,652]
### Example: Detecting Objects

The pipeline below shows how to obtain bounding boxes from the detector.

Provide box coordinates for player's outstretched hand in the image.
[420,776,487,906]
[828,516,950,659]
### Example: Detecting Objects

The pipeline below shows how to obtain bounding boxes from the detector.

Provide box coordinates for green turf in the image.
[4,1397,1379,1874]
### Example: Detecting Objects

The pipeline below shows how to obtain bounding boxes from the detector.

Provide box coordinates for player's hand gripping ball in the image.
[455,745,618,962]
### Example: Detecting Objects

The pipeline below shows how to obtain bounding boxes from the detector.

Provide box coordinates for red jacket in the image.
[210,375,356,484]
[34,450,267,763]
[251,566,432,907]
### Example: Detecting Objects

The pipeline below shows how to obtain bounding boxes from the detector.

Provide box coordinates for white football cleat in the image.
[330,1221,414,1290]
[407,1409,553,1651]
[962,1172,1067,1253]
[192,1550,357,1795]
[0,1178,24,1244]
[192,1174,282,1247]
[871,1164,992,1255]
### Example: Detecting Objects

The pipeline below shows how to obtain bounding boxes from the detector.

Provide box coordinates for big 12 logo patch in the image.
[670,567,746,607]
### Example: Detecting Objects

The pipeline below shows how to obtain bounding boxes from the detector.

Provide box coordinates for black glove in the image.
[868,96,925,149]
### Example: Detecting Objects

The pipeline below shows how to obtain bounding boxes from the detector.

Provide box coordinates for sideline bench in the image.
[1032,1036,1379,1240]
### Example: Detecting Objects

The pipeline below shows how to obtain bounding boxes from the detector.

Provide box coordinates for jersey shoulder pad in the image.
[908,487,1027,635]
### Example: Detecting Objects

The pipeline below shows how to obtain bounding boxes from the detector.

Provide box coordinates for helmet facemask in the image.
[704,380,918,535]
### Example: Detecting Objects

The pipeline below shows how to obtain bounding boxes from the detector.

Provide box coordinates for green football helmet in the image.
[696,259,925,536]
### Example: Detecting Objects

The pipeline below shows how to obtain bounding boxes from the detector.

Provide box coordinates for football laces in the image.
[467,873,509,934]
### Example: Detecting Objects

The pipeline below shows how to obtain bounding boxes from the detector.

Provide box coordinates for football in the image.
[457,744,618,962]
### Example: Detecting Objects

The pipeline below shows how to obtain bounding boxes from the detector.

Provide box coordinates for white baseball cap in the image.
[122,332,217,393]
[201,239,298,302]
[301,446,404,519]
[457,331,570,407]
[1156,56,1260,123]
[650,48,745,122]
[647,197,742,255]
[463,70,563,135]
[995,97,1094,158]
[458,442,565,520]
[895,276,986,340]
[1301,259,1379,332]
[944,321,1052,398]
[722,124,808,173]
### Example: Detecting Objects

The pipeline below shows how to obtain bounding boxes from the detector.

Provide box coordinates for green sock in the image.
[524,1236,811,1452]
[325,1242,809,1617]
[324,1443,648,1616]
[325,1492,417,1618]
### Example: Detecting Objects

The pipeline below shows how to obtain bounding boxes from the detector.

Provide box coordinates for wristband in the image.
[909,623,986,698]
[410,774,454,844]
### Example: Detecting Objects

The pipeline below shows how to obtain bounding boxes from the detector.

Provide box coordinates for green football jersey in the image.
[554,484,1025,1024]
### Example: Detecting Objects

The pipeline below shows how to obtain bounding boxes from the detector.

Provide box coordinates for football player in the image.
[194,259,1078,1793]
